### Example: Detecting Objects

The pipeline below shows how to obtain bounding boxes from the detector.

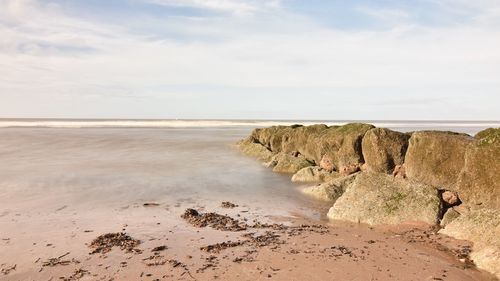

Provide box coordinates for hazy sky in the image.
[1,0,499,120]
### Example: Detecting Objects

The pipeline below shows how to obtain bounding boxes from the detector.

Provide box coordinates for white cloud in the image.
[142,0,281,16]
[0,0,499,119]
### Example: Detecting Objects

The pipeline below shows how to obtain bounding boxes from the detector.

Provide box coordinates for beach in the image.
[0,121,498,280]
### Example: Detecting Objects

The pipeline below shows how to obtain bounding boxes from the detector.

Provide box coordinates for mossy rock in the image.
[456,129,500,209]
[304,123,375,171]
[327,172,440,225]
[281,124,329,160]
[237,138,275,162]
[301,173,358,202]
[291,166,340,183]
[361,128,410,173]
[251,126,298,153]
[439,209,500,278]
[269,153,313,174]
[404,131,473,189]
[475,128,500,145]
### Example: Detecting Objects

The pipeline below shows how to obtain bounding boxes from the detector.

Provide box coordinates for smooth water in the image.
[0,121,496,221]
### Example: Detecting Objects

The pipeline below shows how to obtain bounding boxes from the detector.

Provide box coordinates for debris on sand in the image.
[181,208,246,231]
[197,255,219,273]
[143,203,160,207]
[1,264,16,275]
[221,201,238,208]
[61,268,90,281]
[200,241,244,253]
[243,231,283,247]
[142,255,169,266]
[42,252,77,267]
[151,245,168,252]
[89,233,141,254]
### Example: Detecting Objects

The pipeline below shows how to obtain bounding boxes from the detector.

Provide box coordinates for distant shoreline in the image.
[0,118,499,130]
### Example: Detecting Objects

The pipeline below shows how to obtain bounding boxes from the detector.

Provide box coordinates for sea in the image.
[0,119,498,221]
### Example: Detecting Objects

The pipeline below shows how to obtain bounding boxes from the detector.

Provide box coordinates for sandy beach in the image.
[1,124,498,280]
[1,194,497,280]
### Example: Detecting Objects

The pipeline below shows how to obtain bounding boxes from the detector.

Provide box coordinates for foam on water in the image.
[0,119,498,134]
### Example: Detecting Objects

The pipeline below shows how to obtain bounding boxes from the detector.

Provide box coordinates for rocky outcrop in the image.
[327,172,441,225]
[266,153,313,174]
[281,124,329,160]
[304,123,374,173]
[238,124,500,278]
[301,174,358,202]
[404,131,473,190]
[440,209,500,278]
[247,123,374,174]
[251,125,299,152]
[455,128,500,209]
[361,128,410,173]
[237,138,275,162]
[291,166,340,183]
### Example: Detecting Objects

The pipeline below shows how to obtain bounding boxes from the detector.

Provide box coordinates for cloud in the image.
[0,0,499,119]
[142,0,281,16]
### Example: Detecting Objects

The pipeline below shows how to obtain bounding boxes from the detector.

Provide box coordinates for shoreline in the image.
[237,123,500,278]
[0,124,498,280]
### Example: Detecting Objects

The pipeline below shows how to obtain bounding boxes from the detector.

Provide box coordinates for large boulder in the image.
[237,138,275,162]
[301,174,358,202]
[361,128,410,173]
[281,124,329,160]
[291,166,340,183]
[439,209,500,278]
[456,128,500,209]
[404,131,473,190]
[327,172,441,225]
[267,153,313,174]
[251,125,300,152]
[303,123,375,172]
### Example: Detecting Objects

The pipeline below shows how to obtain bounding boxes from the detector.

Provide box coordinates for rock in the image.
[301,174,358,202]
[319,155,334,172]
[440,208,460,227]
[404,131,473,189]
[392,164,406,179]
[305,123,375,171]
[251,126,299,152]
[475,127,500,142]
[441,190,460,207]
[291,166,340,183]
[270,153,313,174]
[281,124,329,159]
[456,128,500,209]
[327,172,441,225]
[439,209,500,278]
[339,163,361,176]
[361,128,410,173]
[237,138,275,162]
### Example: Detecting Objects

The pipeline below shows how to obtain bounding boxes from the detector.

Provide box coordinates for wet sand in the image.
[0,127,498,280]
[0,197,497,281]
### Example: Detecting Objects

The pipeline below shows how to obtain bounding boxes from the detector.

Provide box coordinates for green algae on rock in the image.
[267,152,314,174]
[361,128,410,174]
[327,172,441,225]
[404,131,473,190]
[291,166,340,183]
[237,138,275,162]
[456,128,500,209]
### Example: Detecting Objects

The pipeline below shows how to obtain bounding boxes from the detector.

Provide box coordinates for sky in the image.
[0,0,499,120]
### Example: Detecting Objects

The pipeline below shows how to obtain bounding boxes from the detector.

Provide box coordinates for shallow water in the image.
[0,127,330,221]
[0,121,495,220]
